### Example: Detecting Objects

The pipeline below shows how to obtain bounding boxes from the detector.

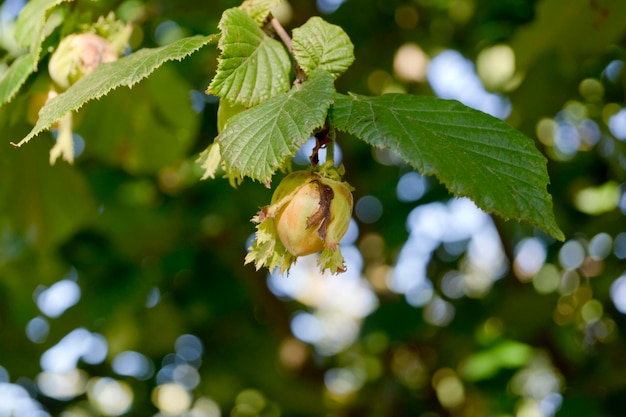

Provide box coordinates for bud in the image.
[48,33,118,89]
[245,166,354,275]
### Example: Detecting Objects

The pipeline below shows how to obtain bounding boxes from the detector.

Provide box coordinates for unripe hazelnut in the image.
[273,172,353,257]
[246,167,354,275]
[48,33,117,89]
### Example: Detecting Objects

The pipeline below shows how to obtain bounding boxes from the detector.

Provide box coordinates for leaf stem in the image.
[269,15,307,83]
[326,129,335,165]
[270,17,293,53]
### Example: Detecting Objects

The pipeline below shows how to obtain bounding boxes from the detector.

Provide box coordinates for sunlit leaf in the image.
[0,0,72,107]
[12,34,217,148]
[331,93,564,240]
[239,0,282,24]
[207,8,291,107]
[292,17,354,79]
[219,69,335,182]
[0,54,36,106]
[15,0,72,49]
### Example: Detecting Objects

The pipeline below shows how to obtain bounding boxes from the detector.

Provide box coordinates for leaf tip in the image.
[551,228,566,242]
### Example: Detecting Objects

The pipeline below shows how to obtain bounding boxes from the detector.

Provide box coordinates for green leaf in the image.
[217,99,247,134]
[240,0,282,24]
[207,8,291,107]
[0,54,36,106]
[12,34,217,148]
[292,17,354,79]
[0,0,71,107]
[331,93,564,240]
[218,69,335,182]
[15,0,72,49]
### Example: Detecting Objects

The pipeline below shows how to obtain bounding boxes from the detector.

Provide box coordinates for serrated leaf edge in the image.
[12,34,218,148]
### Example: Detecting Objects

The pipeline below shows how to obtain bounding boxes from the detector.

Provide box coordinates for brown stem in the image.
[269,15,307,83]
[270,17,293,53]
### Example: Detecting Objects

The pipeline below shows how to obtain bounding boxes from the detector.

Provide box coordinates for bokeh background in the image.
[2,0,626,416]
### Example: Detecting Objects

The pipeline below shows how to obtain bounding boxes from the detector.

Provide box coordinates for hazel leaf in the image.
[0,54,36,107]
[15,0,72,49]
[331,92,564,241]
[292,17,354,79]
[1,0,72,107]
[239,0,282,25]
[218,69,335,183]
[207,8,291,107]
[12,34,217,148]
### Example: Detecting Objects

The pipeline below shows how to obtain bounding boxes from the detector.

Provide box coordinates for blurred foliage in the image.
[1,0,626,416]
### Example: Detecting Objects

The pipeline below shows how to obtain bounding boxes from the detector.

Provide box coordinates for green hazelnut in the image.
[246,166,354,275]
[48,33,117,89]
[274,171,353,257]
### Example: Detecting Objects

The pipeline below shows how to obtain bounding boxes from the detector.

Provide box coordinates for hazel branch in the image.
[270,17,293,53]
[268,15,307,83]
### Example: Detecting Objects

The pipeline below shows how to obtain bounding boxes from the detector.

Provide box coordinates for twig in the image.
[268,15,307,83]
[326,128,336,165]
[270,17,293,53]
